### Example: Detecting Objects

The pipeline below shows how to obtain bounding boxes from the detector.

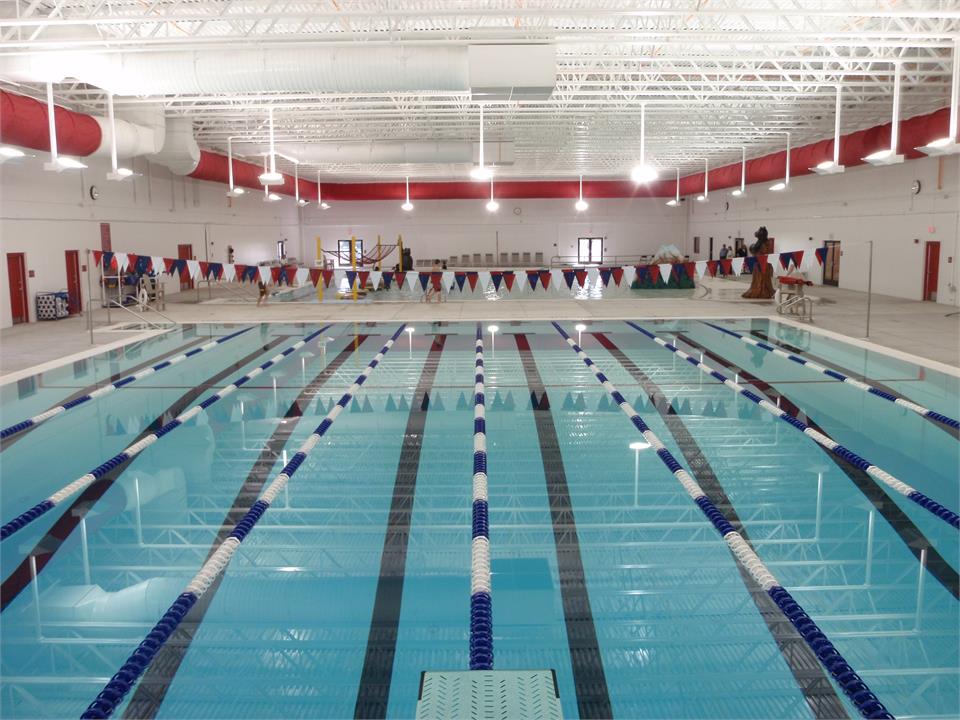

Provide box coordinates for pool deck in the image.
[2,279,957,377]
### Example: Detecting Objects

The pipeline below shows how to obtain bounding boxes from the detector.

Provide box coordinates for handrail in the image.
[549,253,683,268]
[104,299,171,329]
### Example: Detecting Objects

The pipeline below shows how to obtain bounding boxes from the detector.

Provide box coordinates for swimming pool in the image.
[1,319,957,719]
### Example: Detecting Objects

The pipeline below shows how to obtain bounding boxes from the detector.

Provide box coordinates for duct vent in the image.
[468,45,556,101]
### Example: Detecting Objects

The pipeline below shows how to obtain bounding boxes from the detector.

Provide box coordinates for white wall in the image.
[300,196,686,267]
[0,154,300,327]
[685,154,960,306]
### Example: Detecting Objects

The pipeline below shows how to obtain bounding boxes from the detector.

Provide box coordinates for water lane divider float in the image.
[553,320,894,719]
[0,325,332,542]
[470,323,492,670]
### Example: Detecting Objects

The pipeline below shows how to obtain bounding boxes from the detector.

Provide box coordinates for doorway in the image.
[7,252,29,324]
[178,243,194,291]
[923,241,941,301]
[823,240,841,286]
[65,250,82,314]
[709,237,714,260]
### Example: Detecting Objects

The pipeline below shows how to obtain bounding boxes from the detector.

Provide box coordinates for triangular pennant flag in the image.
[256,265,269,284]
[503,272,516,291]
[467,271,479,291]
[127,254,139,272]
[574,269,588,288]
[476,271,491,291]
[296,267,309,285]
[346,270,357,288]
[779,252,792,270]
[731,257,745,276]
[648,264,660,284]
[222,264,236,282]
[744,256,757,274]
[490,271,503,291]
[271,266,282,284]
[551,269,564,291]
[333,269,346,288]
[92,250,103,267]
[527,270,539,290]
[659,263,673,283]
[395,271,407,289]
[319,268,333,287]
[815,247,827,266]
[441,271,454,290]
[622,265,636,287]
[369,270,382,289]
[358,270,370,287]
[611,267,624,286]
[198,261,210,278]
[287,266,300,284]
[173,259,188,278]
[706,260,718,277]
[455,272,467,291]
[684,262,696,281]
[150,255,165,274]
[695,260,708,278]
[210,262,224,280]
[102,251,115,270]
[134,256,151,275]
[417,272,430,291]
[757,254,769,271]
[792,251,805,268]
[598,268,612,287]
[539,270,551,290]
[309,268,322,286]
[587,267,599,287]
[720,258,733,276]
[113,252,129,273]
[233,263,247,281]
[563,269,576,289]
[381,271,394,289]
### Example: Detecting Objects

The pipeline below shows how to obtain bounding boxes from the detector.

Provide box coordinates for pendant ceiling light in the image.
[575,175,589,212]
[262,156,281,201]
[769,132,791,191]
[919,38,960,156]
[401,176,414,211]
[105,93,132,181]
[812,85,846,174]
[630,104,658,183]
[294,161,308,206]
[470,105,493,181]
[486,177,499,212]
[731,148,747,196]
[43,82,86,172]
[863,63,905,166]
[226,137,246,197]
[317,171,330,209]
[696,159,709,202]
[665,168,680,206]
[259,107,284,185]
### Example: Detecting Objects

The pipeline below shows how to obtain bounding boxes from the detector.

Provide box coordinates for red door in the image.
[178,243,194,291]
[65,250,81,314]
[6,253,28,324]
[923,241,940,301]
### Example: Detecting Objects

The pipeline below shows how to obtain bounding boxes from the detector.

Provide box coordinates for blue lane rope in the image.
[470,323,493,670]
[0,325,332,542]
[701,321,960,430]
[551,321,895,720]
[80,324,406,719]
[626,321,959,530]
[0,326,254,442]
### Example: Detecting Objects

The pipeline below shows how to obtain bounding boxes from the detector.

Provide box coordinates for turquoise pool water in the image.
[1,319,957,719]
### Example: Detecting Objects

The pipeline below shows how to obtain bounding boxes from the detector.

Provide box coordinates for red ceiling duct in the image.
[0,90,101,157]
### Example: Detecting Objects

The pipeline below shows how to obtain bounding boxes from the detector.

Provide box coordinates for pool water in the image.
[1,319,957,719]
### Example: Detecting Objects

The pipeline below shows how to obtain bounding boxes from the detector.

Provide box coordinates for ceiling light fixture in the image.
[696,159,709,202]
[43,82,86,172]
[486,177,499,212]
[470,104,493,181]
[0,146,26,161]
[864,63,905,166]
[263,156,281,202]
[666,168,680,206]
[770,132,791,191]
[731,147,747,196]
[630,104,658,183]
[919,38,960,156]
[259,107,284,185]
[575,174,589,212]
[401,176,414,211]
[812,85,846,174]
[226,137,246,197]
[293,160,308,207]
[317,171,330,209]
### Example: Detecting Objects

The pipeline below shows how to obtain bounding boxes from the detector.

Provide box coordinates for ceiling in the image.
[1,1,958,180]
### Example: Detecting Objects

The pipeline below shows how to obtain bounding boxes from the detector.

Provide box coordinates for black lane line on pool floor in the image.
[0,335,295,612]
[1,333,209,452]
[591,332,849,720]
[123,335,371,720]
[674,331,960,600]
[354,334,447,720]
[514,332,613,720]
[745,325,959,441]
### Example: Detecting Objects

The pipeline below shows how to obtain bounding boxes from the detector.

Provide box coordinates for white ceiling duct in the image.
[0,45,553,96]
[149,117,201,175]
[92,104,165,158]
[271,140,515,165]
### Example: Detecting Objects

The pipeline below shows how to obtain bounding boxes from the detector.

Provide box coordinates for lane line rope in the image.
[470,323,492,670]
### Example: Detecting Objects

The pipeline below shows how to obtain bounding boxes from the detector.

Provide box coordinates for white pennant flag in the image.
[369,270,383,289]
[659,263,673,282]
[333,269,346,290]
[622,265,636,287]
[113,252,128,273]
[295,267,309,286]
[257,266,271,284]
[551,269,565,292]
[695,260,708,278]
[514,273,525,293]
[186,260,201,279]
[731,257,745,276]
[222,264,236,282]
[442,271,455,291]
[477,271,491,292]
[587,267,600,288]
[150,256,165,275]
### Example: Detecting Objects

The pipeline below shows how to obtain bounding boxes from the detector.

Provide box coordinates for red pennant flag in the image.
[467,272,479,291]
[164,257,176,274]
[792,251,804,268]
[394,271,407,289]
[126,254,138,272]
[199,261,210,278]
[358,271,370,287]
[92,250,103,267]
[611,267,624,286]
[574,269,588,287]
[322,269,335,287]
[309,268,322,286]
[684,262,696,281]
[283,266,296,284]
[706,260,719,277]
[721,258,733,275]
[649,264,661,284]
[539,270,551,290]
[270,267,282,284]
[757,254,768,271]
[503,272,516,291]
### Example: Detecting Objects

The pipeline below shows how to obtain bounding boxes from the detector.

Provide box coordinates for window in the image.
[693,236,700,253]
[577,237,603,264]
[337,239,364,267]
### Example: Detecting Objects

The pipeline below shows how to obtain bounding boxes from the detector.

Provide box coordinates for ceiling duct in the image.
[270,141,515,166]
[468,45,556,101]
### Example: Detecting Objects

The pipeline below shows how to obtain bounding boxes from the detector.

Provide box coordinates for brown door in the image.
[6,253,29,324]
[178,243,194,291]
[923,241,940,301]
[65,250,82,314]
[823,240,840,286]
